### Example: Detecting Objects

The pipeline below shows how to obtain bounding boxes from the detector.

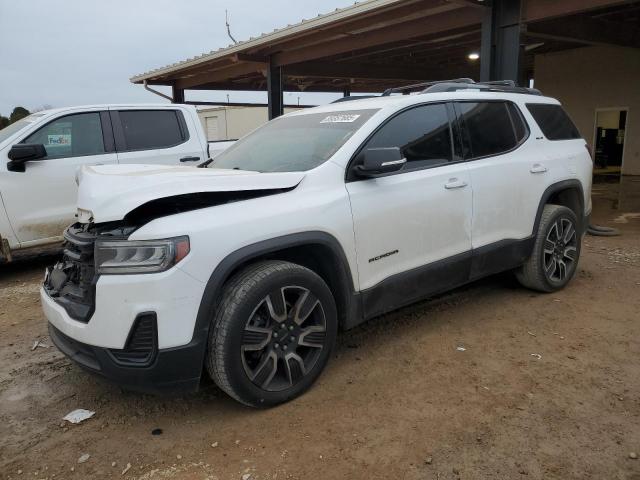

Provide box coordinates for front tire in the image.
[206,261,337,407]
[516,204,581,292]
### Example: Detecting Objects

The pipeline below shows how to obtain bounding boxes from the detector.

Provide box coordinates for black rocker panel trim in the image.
[361,250,472,321]
[469,236,535,281]
[357,235,538,327]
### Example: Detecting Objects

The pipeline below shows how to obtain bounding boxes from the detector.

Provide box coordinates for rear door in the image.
[1,110,117,244]
[346,103,473,317]
[111,108,204,165]
[455,101,543,255]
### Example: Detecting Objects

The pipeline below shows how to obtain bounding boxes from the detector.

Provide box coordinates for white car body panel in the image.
[132,162,361,290]
[347,163,472,290]
[76,164,306,223]
[41,265,205,349]
[466,98,591,248]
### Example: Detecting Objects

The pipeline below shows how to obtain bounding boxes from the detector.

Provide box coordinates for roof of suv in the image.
[287,90,560,116]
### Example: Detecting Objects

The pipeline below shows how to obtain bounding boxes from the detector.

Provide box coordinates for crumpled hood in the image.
[76,164,305,223]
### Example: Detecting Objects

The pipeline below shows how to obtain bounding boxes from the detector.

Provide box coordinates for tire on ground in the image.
[206,260,338,407]
[516,204,581,293]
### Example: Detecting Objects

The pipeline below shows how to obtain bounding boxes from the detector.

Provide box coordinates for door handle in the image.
[180,156,201,162]
[444,178,468,190]
[530,163,547,174]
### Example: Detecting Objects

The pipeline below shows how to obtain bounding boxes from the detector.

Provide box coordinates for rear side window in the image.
[526,104,581,140]
[457,102,518,158]
[362,103,453,169]
[117,110,186,151]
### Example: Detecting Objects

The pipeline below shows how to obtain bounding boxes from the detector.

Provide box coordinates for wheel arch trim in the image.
[190,231,359,368]
[532,179,586,236]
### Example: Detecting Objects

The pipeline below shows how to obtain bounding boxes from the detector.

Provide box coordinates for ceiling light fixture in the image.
[468,52,480,60]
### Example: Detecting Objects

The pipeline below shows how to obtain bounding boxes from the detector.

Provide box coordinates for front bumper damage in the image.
[41,223,208,394]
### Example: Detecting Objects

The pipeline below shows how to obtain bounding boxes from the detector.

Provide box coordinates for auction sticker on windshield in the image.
[320,114,361,123]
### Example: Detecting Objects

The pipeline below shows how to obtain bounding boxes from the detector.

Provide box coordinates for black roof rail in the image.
[423,79,542,95]
[331,95,379,103]
[381,78,475,96]
[479,80,516,87]
[381,78,542,97]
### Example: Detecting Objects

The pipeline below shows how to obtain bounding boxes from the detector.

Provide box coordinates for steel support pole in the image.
[171,84,185,103]
[480,0,523,84]
[267,61,284,119]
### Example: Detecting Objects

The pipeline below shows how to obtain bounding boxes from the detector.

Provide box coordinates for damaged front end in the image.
[43,222,138,322]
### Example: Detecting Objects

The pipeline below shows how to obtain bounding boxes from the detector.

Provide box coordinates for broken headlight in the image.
[95,236,190,274]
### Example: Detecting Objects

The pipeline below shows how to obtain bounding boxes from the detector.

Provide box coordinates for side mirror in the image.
[353,147,406,178]
[7,144,47,172]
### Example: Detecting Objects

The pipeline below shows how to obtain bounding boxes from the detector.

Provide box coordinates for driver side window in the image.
[23,112,105,159]
[362,103,453,171]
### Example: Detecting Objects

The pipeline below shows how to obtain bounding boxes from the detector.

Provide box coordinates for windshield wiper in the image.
[197,158,214,168]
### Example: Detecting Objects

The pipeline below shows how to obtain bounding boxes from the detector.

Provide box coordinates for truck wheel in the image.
[516,204,581,292]
[206,260,338,407]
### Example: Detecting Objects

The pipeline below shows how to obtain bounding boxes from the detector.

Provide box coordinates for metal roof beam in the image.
[271,7,484,66]
[522,0,632,23]
[175,62,265,90]
[284,61,446,80]
[526,15,640,48]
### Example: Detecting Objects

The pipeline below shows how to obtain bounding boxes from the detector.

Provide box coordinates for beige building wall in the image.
[198,106,301,141]
[534,45,640,175]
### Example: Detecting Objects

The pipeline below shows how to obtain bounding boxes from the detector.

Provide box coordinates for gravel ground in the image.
[1,181,639,480]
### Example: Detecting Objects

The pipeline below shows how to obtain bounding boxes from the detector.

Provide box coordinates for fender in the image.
[532,179,586,236]
[188,231,361,372]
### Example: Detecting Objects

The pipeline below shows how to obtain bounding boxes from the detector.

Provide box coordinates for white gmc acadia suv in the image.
[41,80,592,407]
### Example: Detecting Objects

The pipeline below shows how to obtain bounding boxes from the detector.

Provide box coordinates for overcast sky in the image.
[0,0,356,116]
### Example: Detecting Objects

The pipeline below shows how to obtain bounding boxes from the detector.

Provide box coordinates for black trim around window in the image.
[345,101,464,182]
[454,100,531,161]
[99,111,116,153]
[110,109,190,153]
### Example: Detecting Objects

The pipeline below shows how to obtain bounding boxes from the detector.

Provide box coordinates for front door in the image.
[345,103,473,318]
[1,110,117,245]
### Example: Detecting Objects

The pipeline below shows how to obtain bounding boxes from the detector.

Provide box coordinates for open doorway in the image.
[592,108,627,182]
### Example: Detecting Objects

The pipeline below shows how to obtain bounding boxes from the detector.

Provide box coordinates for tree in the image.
[9,106,30,123]
[0,116,9,129]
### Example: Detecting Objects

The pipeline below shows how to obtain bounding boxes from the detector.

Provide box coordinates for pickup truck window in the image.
[117,110,186,151]
[23,112,105,159]
[211,109,378,172]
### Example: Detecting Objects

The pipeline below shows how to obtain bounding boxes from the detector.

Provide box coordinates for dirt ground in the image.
[1,180,639,480]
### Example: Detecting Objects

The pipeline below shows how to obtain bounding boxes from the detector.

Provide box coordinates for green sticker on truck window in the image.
[47,134,71,146]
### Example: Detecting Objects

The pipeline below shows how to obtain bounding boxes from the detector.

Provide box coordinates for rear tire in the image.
[206,260,337,407]
[516,204,581,292]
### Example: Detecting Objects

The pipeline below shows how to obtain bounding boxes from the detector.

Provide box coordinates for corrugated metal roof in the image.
[130,0,405,83]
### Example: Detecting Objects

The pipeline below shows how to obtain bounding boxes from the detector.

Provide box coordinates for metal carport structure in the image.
[130,0,640,119]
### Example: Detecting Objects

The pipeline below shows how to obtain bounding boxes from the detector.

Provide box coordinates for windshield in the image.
[0,114,45,144]
[210,109,378,172]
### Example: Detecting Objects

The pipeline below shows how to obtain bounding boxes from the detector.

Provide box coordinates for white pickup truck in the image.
[0,104,228,261]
